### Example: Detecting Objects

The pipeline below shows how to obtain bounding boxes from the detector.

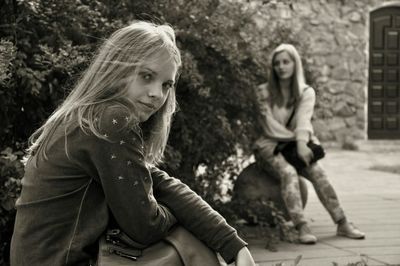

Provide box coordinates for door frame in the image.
[367,1,400,139]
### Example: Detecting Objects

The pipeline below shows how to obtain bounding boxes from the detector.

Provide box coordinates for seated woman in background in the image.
[10,21,255,266]
[253,43,365,244]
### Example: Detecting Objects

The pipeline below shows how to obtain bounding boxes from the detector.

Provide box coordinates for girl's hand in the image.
[297,141,313,167]
[235,246,256,266]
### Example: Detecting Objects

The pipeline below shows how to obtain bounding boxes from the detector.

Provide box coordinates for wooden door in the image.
[368,4,400,139]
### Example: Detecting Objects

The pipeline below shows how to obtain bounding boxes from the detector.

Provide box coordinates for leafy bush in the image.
[0,148,24,265]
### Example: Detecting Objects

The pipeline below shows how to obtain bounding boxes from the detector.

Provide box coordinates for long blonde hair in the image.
[267,43,307,108]
[28,21,182,165]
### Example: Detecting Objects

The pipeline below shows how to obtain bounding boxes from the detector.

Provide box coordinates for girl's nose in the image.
[148,83,163,99]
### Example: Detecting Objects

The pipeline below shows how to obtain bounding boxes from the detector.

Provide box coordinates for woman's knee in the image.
[303,162,329,184]
[256,151,297,180]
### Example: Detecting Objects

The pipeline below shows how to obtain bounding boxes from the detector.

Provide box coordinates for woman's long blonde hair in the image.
[267,43,307,108]
[28,21,182,165]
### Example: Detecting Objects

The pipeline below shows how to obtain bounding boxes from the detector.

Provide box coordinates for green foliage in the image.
[0,39,16,85]
[0,0,133,146]
[0,148,23,265]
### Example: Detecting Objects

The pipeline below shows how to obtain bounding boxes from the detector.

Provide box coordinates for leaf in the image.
[360,254,368,264]
[294,255,302,266]
[1,198,15,211]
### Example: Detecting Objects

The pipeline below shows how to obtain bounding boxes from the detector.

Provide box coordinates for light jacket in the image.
[254,83,319,154]
[11,106,246,266]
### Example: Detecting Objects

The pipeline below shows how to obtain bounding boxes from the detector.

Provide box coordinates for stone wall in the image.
[242,0,396,144]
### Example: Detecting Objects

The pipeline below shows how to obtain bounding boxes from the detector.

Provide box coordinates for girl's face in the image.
[126,51,178,122]
[273,51,295,81]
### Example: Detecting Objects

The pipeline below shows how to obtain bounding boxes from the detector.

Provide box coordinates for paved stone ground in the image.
[244,140,400,266]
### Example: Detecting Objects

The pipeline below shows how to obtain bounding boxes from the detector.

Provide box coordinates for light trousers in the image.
[256,148,346,227]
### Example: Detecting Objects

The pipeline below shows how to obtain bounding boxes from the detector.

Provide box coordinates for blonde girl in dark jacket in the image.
[10,21,255,266]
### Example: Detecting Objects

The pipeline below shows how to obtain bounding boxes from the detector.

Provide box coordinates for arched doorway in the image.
[368,2,400,139]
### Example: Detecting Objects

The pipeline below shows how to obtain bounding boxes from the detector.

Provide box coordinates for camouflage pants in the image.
[256,149,346,227]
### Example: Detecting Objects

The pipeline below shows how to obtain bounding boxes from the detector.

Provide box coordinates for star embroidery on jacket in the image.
[112,118,118,125]
[120,140,125,145]
[117,176,124,180]
[111,154,117,159]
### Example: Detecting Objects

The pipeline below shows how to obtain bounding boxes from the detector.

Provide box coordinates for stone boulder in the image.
[232,163,308,225]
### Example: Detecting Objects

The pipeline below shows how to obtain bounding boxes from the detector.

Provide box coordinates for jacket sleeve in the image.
[85,107,176,245]
[294,87,316,142]
[150,167,247,264]
[255,84,295,141]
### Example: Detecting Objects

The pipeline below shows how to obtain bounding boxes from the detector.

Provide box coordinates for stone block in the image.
[344,116,357,127]
[327,117,346,131]
[333,100,355,117]
[292,2,313,17]
[349,24,367,38]
[326,80,347,94]
[331,65,351,80]
[348,11,362,23]
[321,64,330,76]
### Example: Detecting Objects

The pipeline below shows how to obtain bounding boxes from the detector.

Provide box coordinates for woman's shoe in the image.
[337,222,365,239]
[298,224,317,244]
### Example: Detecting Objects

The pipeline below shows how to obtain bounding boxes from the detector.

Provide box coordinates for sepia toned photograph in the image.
[0,0,399,265]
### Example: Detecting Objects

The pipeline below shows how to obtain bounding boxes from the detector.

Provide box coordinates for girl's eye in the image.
[141,73,153,81]
[163,82,174,90]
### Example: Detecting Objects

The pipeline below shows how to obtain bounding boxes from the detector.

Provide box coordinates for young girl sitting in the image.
[10,21,255,266]
[254,43,365,244]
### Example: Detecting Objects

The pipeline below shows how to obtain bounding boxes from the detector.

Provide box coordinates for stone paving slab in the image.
[318,237,400,247]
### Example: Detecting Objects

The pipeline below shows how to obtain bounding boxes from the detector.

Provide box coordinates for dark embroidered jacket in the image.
[11,107,246,266]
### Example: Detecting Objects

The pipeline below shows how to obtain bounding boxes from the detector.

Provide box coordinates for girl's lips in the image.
[139,101,156,110]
